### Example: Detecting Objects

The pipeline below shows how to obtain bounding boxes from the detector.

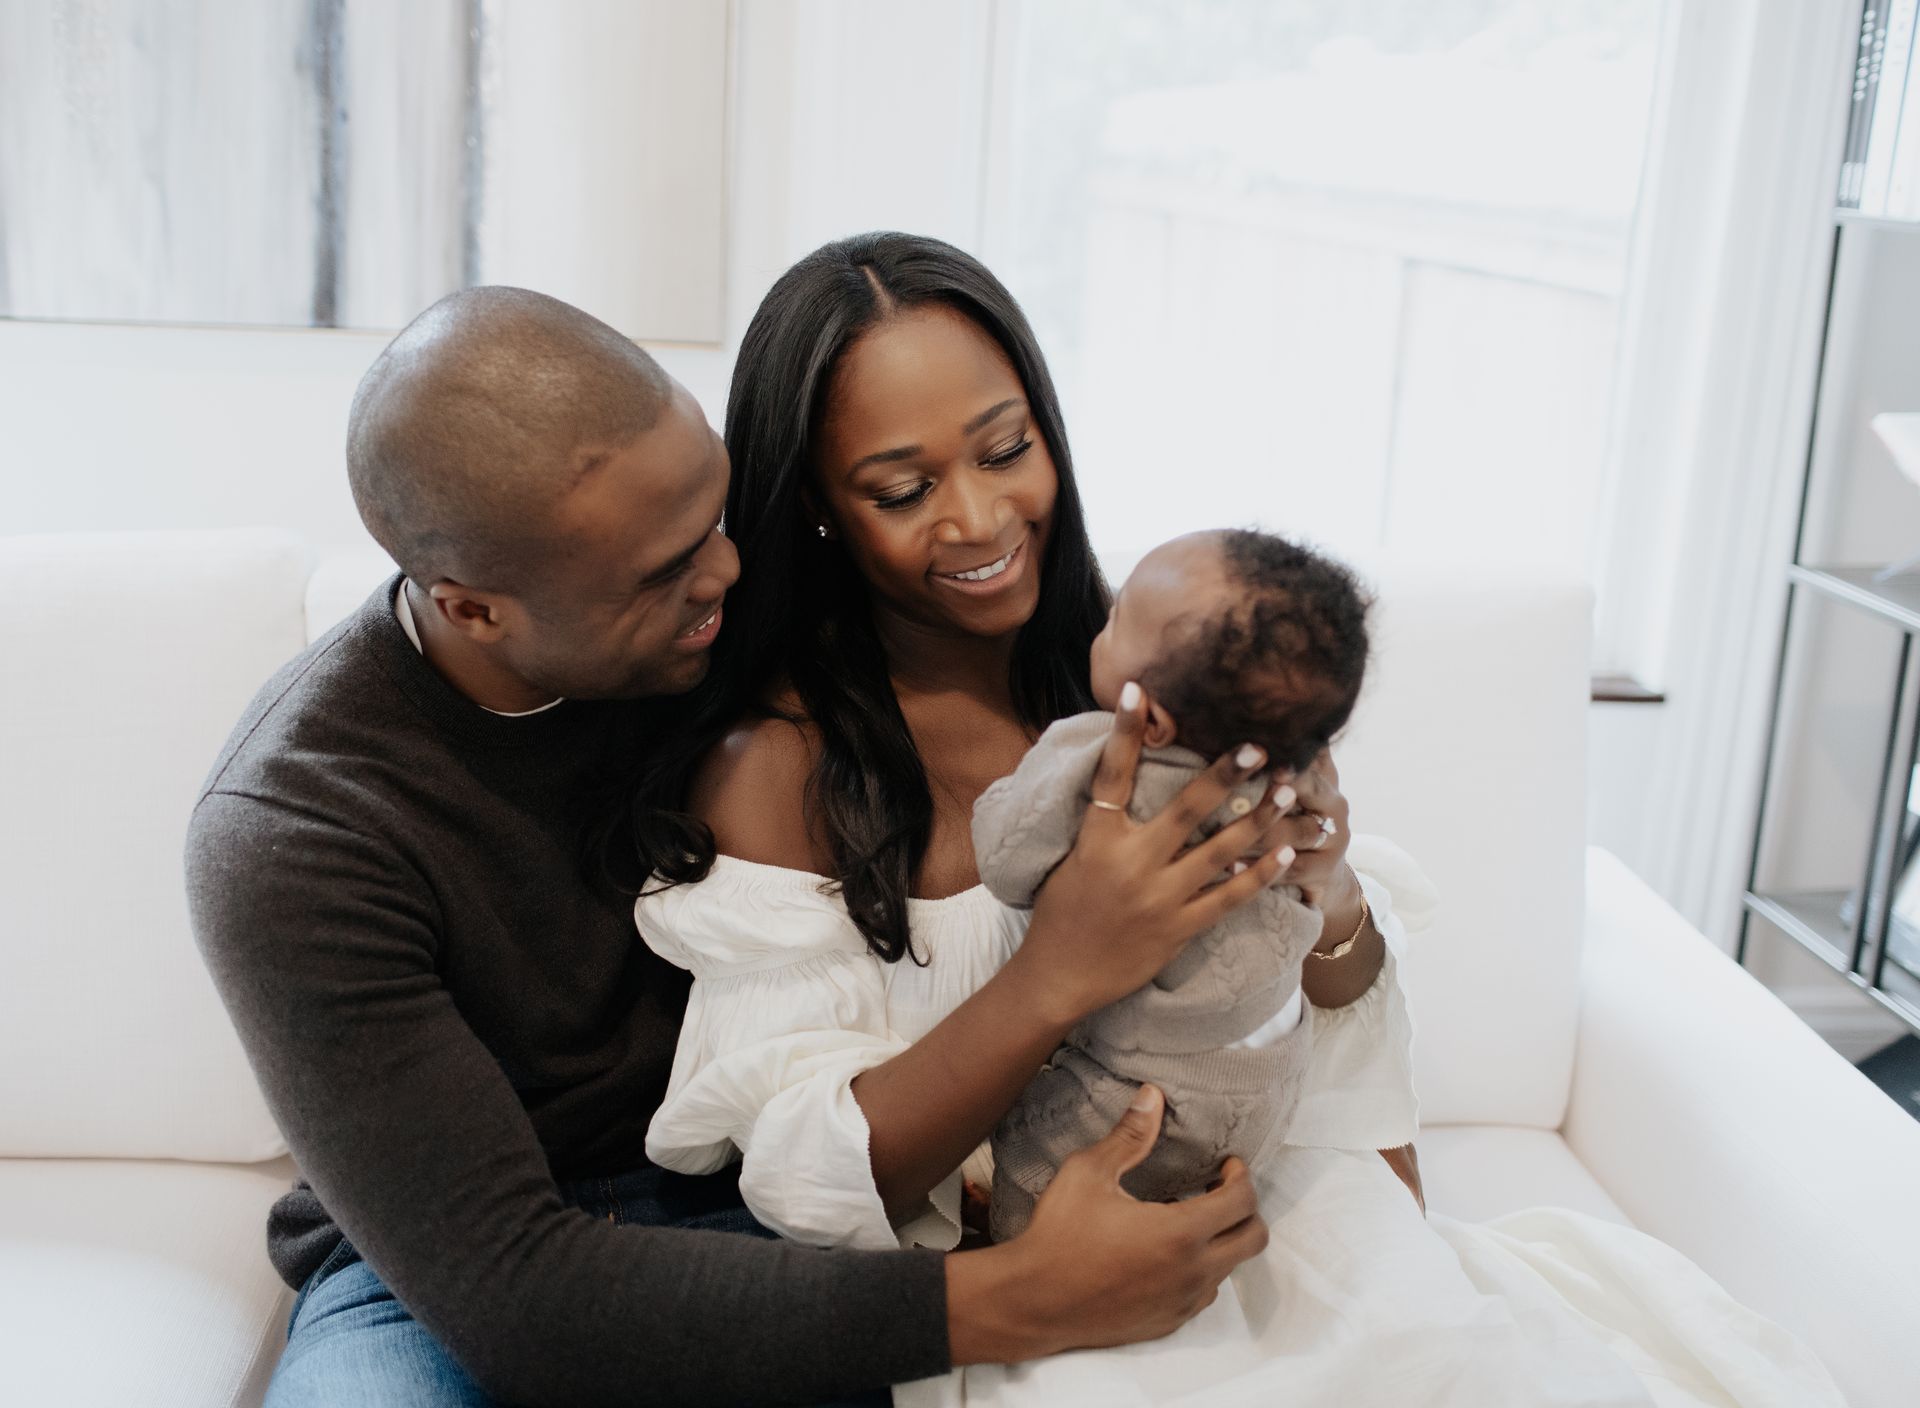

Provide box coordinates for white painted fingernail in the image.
[1235,744,1264,769]
[1275,845,1296,868]
[1120,681,1141,711]
[1231,860,1248,875]
[1273,785,1297,811]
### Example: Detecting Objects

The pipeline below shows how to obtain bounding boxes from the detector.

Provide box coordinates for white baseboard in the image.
[1772,985,1909,1062]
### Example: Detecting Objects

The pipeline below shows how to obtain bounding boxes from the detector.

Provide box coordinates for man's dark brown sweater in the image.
[185,579,948,1406]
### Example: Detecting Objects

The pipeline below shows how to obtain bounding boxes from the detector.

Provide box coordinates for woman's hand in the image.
[853,686,1293,1219]
[1272,750,1357,912]
[1236,746,1365,934]
[1011,683,1298,1027]
[1220,743,1378,1008]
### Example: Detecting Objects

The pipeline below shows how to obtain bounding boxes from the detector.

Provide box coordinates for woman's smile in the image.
[931,534,1030,597]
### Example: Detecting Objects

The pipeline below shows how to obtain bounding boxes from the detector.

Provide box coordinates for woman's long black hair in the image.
[613,232,1110,962]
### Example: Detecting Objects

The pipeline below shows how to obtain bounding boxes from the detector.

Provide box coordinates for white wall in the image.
[1,320,385,556]
[0,0,998,560]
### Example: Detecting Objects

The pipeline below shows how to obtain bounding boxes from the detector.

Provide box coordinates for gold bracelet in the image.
[1310,893,1370,961]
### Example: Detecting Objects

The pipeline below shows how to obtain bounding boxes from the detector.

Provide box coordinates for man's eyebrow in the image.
[638,496,723,584]
[846,398,1027,476]
[637,534,706,586]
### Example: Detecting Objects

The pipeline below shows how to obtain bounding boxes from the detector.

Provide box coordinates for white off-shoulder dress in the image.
[635,840,1842,1408]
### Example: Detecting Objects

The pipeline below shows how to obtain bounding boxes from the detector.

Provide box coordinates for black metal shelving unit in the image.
[1738,292,1920,1037]
[1737,5,1920,1025]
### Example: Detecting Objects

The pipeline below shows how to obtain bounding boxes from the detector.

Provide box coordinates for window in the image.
[984,0,1664,572]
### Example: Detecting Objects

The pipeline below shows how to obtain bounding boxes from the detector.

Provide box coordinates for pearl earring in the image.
[817,524,829,538]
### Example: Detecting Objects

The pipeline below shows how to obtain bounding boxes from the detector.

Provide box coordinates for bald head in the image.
[348,286,674,590]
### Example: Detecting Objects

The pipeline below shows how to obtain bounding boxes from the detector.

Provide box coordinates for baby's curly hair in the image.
[1142,531,1371,773]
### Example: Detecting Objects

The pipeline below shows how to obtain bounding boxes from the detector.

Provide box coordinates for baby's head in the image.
[1090,530,1370,772]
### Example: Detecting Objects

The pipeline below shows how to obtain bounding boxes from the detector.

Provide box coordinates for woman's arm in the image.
[850,695,1334,1218]
[1274,749,1384,1010]
[696,689,1308,1221]
[1259,749,1424,1207]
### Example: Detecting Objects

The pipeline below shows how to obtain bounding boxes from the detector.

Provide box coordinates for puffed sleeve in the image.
[1281,833,1437,1151]
[636,859,953,1252]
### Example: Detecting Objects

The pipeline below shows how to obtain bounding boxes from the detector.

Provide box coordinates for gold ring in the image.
[1089,799,1126,812]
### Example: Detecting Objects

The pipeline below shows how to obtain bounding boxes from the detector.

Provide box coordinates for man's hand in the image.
[945,1087,1270,1364]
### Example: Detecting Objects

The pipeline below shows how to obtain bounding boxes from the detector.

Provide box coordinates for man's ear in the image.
[1143,700,1179,749]
[426,580,509,643]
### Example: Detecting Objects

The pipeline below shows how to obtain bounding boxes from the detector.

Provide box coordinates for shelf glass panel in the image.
[1742,889,1854,970]
[1877,891,1920,985]
[1744,889,1920,1035]
[1881,953,1920,1021]
[1789,566,1920,634]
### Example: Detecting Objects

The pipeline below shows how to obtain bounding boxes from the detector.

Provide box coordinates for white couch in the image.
[3,529,1916,1408]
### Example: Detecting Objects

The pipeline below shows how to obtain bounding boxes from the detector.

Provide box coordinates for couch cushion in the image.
[1416,1124,1629,1226]
[0,531,307,1160]
[1567,850,1920,1408]
[0,1155,295,1408]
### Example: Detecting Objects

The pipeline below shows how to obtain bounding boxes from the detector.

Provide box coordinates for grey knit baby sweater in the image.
[973,711,1323,1240]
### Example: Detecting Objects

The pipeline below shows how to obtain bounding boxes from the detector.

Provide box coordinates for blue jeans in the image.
[266,1164,890,1407]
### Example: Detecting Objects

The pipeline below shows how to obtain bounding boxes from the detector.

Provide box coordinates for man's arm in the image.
[187,790,945,1408]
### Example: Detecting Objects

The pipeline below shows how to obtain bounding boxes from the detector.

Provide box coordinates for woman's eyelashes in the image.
[983,436,1034,468]
[868,438,1035,512]
[874,481,932,511]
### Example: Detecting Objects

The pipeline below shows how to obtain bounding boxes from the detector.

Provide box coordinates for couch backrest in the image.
[2,533,1586,1163]
[1096,550,1591,1129]
[1337,562,1591,1128]
[0,530,307,1161]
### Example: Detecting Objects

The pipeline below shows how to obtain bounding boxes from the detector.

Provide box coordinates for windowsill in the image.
[1591,673,1665,705]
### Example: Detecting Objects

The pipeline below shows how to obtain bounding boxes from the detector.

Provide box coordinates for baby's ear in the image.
[1143,701,1179,749]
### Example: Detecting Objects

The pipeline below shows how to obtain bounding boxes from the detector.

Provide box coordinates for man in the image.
[187,287,1270,1407]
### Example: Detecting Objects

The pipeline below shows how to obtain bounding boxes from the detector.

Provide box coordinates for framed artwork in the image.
[0,0,728,340]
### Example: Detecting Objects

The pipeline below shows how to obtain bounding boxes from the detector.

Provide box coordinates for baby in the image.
[972,528,1370,1240]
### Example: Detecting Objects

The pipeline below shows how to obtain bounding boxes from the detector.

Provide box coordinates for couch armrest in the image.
[1565,848,1920,1408]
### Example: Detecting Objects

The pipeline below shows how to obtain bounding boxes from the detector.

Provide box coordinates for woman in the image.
[624,233,1838,1406]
